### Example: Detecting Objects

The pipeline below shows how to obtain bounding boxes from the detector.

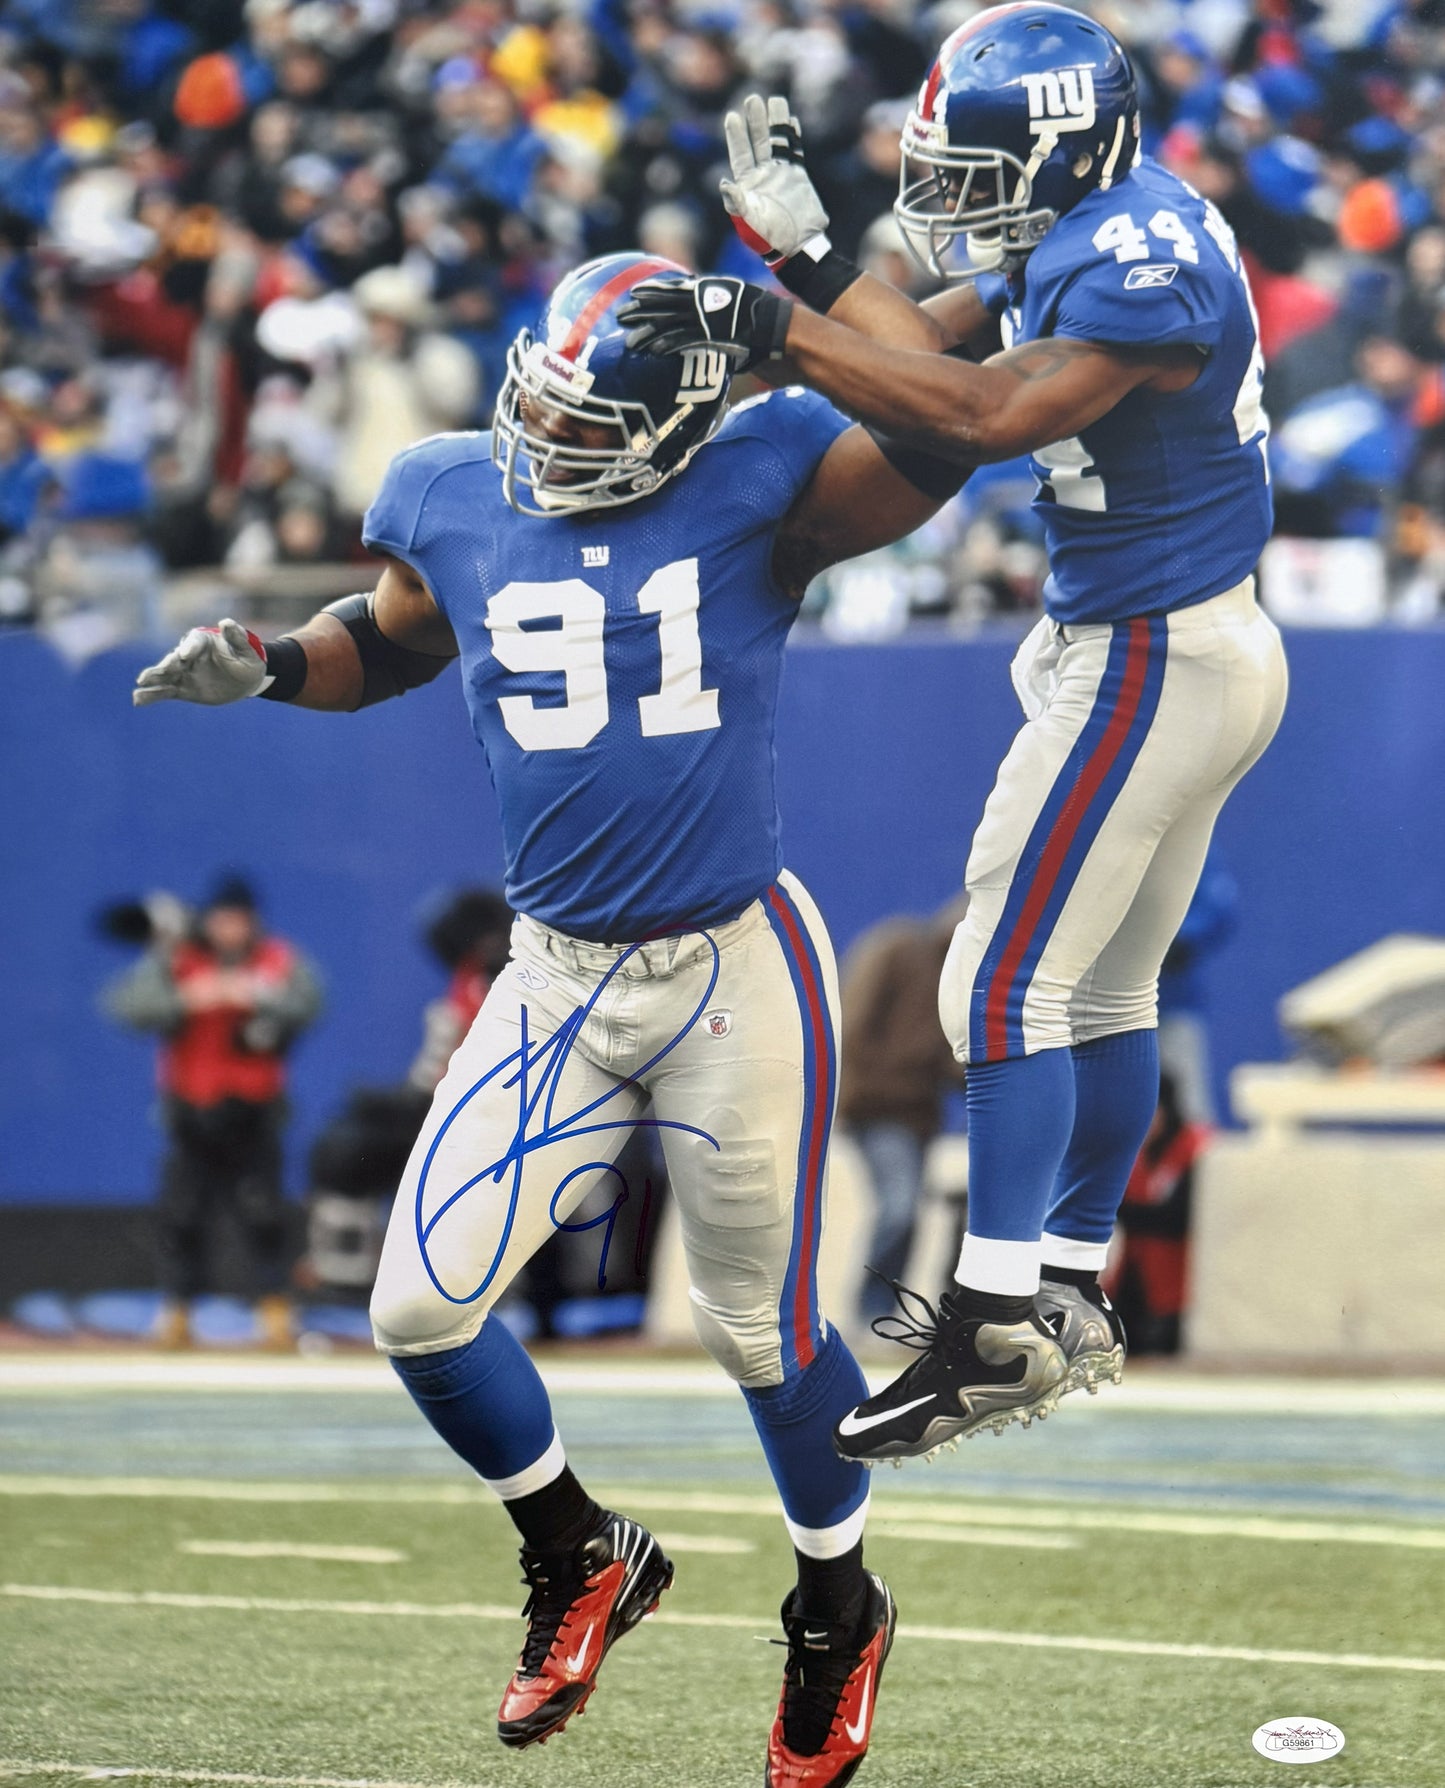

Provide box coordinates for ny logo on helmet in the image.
[1019,68,1096,135]
[677,346,729,403]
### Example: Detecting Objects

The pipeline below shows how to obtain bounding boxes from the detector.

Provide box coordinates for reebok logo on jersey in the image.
[1124,262,1180,289]
[1020,67,1096,135]
[581,545,610,567]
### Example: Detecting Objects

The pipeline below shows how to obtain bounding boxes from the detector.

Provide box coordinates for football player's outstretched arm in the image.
[622,277,1198,461]
[822,273,1003,360]
[133,558,458,712]
[779,318,1199,463]
[771,426,953,600]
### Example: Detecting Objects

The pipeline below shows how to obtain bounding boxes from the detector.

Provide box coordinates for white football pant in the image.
[371,871,840,1388]
[941,577,1288,1064]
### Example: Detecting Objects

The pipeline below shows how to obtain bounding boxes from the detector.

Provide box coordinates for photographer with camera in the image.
[103,875,323,1349]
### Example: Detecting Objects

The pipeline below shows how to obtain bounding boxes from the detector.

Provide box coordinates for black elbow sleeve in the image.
[865,428,974,500]
[321,593,455,709]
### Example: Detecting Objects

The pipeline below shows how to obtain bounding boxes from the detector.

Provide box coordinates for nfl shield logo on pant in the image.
[705,1010,732,1037]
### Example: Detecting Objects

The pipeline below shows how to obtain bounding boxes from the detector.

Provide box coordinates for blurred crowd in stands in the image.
[3,0,1445,646]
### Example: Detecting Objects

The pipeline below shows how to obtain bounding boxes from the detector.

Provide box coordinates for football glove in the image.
[620,276,792,373]
[721,95,830,269]
[133,618,269,707]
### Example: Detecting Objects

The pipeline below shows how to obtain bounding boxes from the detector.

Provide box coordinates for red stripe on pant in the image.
[983,617,1154,1062]
[766,885,829,1372]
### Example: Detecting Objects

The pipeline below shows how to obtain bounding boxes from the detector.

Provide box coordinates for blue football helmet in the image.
[493,253,733,515]
[896,3,1140,281]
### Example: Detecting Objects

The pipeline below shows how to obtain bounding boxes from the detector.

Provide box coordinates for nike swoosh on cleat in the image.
[836,1394,936,1437]
[843,1664,875,1745]
[564,1624,596,1673]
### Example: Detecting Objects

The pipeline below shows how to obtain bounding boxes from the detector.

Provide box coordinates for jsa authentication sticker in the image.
[1251,1717,1346,1764]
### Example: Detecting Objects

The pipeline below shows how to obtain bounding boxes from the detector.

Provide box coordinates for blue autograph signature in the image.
[414,933,722,1305]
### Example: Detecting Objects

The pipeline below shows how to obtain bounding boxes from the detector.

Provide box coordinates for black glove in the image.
[620,276,793,374]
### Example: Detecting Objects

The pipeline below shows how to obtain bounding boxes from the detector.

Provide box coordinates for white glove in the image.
[721,94,830,268]
[133,618,268,707]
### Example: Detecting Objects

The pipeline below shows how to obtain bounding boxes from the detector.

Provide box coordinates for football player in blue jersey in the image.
[132,252,966,1786]
[622,2,1288,1465]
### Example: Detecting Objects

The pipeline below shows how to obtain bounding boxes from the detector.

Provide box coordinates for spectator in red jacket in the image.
[105,874,322,1348]
[406,887,513,1093]
[1105,1074,1209,1357]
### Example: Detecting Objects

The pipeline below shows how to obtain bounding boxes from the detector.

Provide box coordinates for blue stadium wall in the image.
[3,625,1443,1204]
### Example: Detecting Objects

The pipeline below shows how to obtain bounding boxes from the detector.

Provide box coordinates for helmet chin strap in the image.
[1097,114,1128,191]
[1022,129,1058,193]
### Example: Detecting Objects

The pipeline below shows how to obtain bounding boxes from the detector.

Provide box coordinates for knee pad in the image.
[740,1324,857,1422]
[368,1284,485,1357]
[1072,985,1159,1043]
[688,1290,783,1388]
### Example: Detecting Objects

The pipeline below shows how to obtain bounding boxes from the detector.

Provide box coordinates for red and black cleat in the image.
[496,1512,674,1750]
[765,1573,896,1788]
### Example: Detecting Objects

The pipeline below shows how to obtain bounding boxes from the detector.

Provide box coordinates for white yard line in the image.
[614,1487,1445,1550]
[180,1531,747,1560]
[177,1543,405,1565]
[3,1584,1441,1676]
[4,1473,1438,1549]
[3,1353,1445,1413]
[0,1761,482,1788]
[869,1521,1076,1549]
[650,1533,755,1554]
[0,1477,478,1506]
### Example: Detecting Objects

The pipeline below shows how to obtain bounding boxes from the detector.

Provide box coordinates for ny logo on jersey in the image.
[581,545,610,567]
[677,346,729,403]
[1019,67,1096,135]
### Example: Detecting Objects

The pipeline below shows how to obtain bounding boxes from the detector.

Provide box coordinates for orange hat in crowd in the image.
[174,53,247,131]
[1338,178,1403,254]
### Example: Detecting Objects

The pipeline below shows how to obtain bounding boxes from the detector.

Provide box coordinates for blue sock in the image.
[741,1326,869,1538]
[965,1047,1077,1240]
[389,1318,555,1483]
[1045,1028,1160,1248]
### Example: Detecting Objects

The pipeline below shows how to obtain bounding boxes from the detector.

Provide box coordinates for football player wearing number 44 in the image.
[622,2,1289,1465]
[132,252,973,1788]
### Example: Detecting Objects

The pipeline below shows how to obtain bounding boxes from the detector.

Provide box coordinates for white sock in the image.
[954,1233,1042,1297]
[1041,1232,1110,1275]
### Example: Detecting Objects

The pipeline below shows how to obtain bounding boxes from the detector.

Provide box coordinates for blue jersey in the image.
[992,157,1273,625]
[362,388,849,943]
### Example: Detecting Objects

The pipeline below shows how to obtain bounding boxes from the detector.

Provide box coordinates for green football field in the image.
[2,1354,1444,1788]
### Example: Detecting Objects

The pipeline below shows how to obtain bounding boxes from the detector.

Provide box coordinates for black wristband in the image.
[256,635,308,702]
[775,246,864,315]
[746,290,794,368]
